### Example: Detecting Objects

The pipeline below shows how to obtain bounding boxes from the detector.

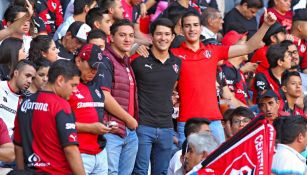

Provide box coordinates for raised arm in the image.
[228,9,277,58]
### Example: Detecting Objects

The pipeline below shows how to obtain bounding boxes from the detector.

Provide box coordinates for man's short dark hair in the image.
[266,43,289,68]
[273,116,307,144]
[281,71,301,86]
[99,0,116,10]
[13,60,36,72]
[87,29,107,42]
[110,19,134,36]
[240,0,263,9]
[74,0,96,15]
[86,8,109,28]
[201,7,220,27]
[184,118,211,137]
[150,18,174,34]
[4,5,27,23]
[229,107,254,125]
[181,10,201,27]
[48,60,80,83]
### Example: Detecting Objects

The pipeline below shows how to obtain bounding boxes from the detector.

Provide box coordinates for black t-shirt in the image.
[55,40,74,60]
[223,8,257,39]
[14,91,78,174]
[93,55,114,92]
[131,51,181,128]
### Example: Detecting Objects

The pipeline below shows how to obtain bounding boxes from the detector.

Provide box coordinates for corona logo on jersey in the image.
[190,116,275,175]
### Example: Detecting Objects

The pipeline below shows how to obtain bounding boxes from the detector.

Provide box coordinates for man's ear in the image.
[56,75,65,88]
[281,85,287,93]
[201,151,208,160]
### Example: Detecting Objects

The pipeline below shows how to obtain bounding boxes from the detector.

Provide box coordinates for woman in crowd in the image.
[27,58,51,94]
[0,37,27,80]
[28,35,58,63]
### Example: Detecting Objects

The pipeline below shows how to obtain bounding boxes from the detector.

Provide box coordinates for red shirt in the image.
[250,46,269,74]
[260,8,293,32]
[68,83,105,155]
[122,0,133,21]
[171,42,230,121]
[0,118,11,145]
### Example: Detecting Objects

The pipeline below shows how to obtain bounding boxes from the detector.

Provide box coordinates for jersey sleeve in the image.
[215,45,230,61]
[55,110,78,148]
[0,118,11,145]
[96,56,114,92]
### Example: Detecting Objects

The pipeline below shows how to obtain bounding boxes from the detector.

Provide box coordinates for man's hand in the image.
[240,62,258,73]
[136,45,150,58]
[263,8,277,27]
[25,0,34,19]
[91,122,111,135]
[125,117,138,130]
[140,3,147,17]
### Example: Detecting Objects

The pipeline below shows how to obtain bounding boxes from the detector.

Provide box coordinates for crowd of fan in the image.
[0,0,306,174]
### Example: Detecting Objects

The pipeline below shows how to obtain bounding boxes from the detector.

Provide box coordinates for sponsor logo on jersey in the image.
[204,50,212,59]
[68,133,78,142]
[27,153,50,167]
[20,99,48,113]
[76,102,104,109]
[145,64,153,69]
[173,64,179,73]
[65,123,76,130]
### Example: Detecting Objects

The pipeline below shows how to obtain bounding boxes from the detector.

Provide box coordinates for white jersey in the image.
[0,81,21,137]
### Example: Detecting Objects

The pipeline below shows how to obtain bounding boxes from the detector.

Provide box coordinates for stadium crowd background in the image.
[0,0,306,174]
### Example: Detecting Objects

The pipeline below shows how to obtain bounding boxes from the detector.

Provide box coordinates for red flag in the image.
[190,116,275,175]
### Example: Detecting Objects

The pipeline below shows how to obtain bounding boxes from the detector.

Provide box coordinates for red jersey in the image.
[171,42,230,121]
[14,91,79,174]
[68,82,105,155]
[260,8,293,32]
[250,46,269,74]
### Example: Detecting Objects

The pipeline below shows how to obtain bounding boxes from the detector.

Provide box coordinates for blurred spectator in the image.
[224,0,241,15]
[85,8,112,36]
[291,9,307,72]
[272,116,307,174]
[192,0,218,12]
[13,0,48,36]
[99,0,124,23]
[221,109,235,139]
[55,21,90,60]
[260,0,292,32]
[251,22,286,73]
[70,44,110,174]
[121,0,142,23]
[200,7,223,42]
[0,0,10,20]
[223,0,263,39]
[0,60,36,137]
[13,60,85,174]
[3,5,32,53]
[87,29,107,50]
[132,18,181,175]
[53,0,96,41]
[280,71,304,116]
[35,0,64,34]
[168,118,211,175]
[221,31,250,105]
[29,35,59,63]
[184,132,218,174]
[0,37,27,81]
[253,43,291,102]
[257,89,280,122]
[94,19,138,175]
[0,118,14,163]
[167,8,187,48]
[229,106,254,134]
[27,58,51,94]
[171,9,276,146]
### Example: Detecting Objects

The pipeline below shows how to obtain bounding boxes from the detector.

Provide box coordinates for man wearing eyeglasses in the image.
[228,106,254,135]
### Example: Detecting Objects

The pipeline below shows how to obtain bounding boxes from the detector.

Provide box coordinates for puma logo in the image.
[145,64,153,69]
